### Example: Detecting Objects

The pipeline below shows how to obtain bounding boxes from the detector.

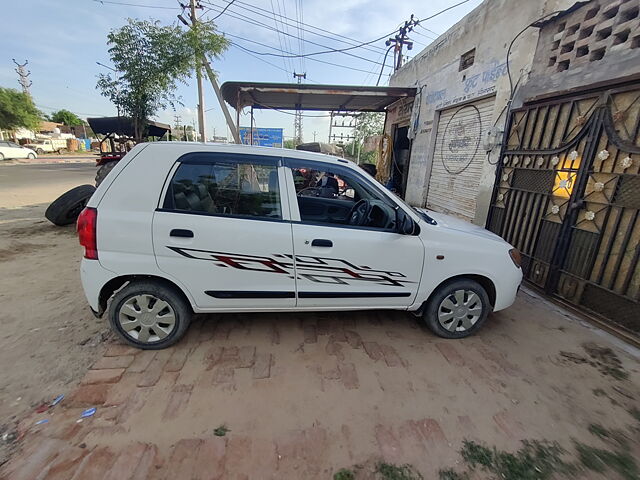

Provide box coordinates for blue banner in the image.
[238,127,284,147]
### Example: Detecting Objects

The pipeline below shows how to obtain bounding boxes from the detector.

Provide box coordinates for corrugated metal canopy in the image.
[220,81,416,112]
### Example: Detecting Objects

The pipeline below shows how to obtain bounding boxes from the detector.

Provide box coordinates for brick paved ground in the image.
[2,289,639,479]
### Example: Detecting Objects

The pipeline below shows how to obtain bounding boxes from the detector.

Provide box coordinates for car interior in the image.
[166,162,282,219]
[164,160,398,230]
[291,167,397,230]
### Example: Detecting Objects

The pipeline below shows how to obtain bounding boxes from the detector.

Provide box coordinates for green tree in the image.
[352,112,384,164]
[283,139,296,149]
[50,109,84,126]
[97,19,228,141]
[0,87,41,131]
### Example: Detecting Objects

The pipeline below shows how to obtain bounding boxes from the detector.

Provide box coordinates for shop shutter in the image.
[427,96,495,221]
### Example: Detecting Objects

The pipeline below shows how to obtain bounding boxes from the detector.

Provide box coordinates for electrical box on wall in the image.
[483,126,504,153]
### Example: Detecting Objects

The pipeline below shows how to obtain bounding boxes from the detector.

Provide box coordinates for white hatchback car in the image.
[0,141,37,160]
[78,142,522,349]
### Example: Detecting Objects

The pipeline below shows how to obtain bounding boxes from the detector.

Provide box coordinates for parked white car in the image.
[0,141,37,160]
[78,143,522,349]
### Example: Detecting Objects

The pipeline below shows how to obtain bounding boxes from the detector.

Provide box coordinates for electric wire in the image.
[225,32,374,74]
[92,0,179,9]
[201,0,393,64]
[209,0,237,20]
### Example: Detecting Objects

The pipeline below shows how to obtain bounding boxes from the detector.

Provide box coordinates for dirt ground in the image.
[1,162,639,479]
[0,163,109,465]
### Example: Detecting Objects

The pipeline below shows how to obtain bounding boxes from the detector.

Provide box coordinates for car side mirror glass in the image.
[395,208,415,235]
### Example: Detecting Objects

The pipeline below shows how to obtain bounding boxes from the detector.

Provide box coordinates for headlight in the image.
[509,248,522,268]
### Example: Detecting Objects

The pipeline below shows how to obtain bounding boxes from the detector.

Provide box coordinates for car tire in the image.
[36,148,44,155]
[0,152,4,161]
[423,278,492,339]
[108,281,192,350]
[27,153,35,159]
[95,161,118,187]
[45,184,96,226]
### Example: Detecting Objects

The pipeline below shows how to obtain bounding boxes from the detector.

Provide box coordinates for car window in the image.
[0,142,9,147]
[7,142,20,148]
[164,159,282,220]
[287,159,396,230]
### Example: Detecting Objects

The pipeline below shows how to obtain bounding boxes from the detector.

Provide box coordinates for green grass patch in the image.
[574,441,638,480]
[438,469,468,480]
[333,468,356,480]
[213,425,230,436]
[376,462,423,480]
[459,439,574,480]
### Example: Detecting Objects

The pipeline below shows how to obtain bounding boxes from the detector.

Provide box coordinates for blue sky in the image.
[1,0,482,142]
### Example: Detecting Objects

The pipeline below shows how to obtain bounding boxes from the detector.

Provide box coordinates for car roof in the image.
[145,141,356,168]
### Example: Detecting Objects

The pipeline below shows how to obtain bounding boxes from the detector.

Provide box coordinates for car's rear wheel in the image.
[27,153,35,159]
[423,279,491,339]
[36,148,44,155]
[0,153,4,161]
[108,281,192,349]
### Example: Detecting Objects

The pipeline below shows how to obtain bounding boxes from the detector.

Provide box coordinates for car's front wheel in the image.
[423,279,491,339]
[108,281,192,349]
[36,148,44,155]
[27,153,35,159]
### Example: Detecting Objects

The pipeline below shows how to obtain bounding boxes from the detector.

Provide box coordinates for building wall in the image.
[385,0,574,224]
[517,0,640,104]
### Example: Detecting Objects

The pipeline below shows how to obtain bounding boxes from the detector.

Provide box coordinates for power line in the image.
[220,0,387,54]
[201,0,390,63]
[224,32,375,74]
[417,0,471,22]
[270,0,290,77]
[92,0,180,9]
[209,0,237,20]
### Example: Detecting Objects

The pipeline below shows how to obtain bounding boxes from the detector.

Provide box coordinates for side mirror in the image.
[395,208,416,235]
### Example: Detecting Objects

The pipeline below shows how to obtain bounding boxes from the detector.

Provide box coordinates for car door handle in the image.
[311,239,332,247]
[170,229,194,238]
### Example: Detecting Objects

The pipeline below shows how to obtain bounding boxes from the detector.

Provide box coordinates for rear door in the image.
[284,158,425,309]
[152,152,296,311]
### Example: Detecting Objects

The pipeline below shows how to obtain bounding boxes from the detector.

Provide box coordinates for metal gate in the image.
[486,84,640,338]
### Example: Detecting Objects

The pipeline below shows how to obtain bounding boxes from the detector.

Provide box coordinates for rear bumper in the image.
[80,258,116,313]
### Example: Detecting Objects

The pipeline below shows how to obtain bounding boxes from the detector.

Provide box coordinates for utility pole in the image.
[386,15,418,71]
[189,0,206,142]
[13,59,32,95]
[293,72,306,145]
[202,61,241,143]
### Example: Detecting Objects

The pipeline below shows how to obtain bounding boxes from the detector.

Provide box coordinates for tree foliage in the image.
[355,112,384,141]
[0,87,41,131]
[283,139,297,149]
[97,18,229,140]
[50,109,84,126]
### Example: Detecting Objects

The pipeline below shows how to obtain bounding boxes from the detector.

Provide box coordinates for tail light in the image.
[77,207,98,260]
[509,248,522,268]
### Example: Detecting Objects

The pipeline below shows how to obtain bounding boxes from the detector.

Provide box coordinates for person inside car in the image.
[317,172,339,198]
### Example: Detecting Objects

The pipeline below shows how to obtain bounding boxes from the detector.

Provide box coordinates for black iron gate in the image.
[487,84,640,338]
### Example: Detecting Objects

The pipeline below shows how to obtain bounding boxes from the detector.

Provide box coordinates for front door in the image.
[153,152,296,310]
[284,158,424,309]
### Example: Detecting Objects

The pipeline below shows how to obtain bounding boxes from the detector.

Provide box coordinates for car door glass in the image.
[164,160,281,219]
[289,162,396,230]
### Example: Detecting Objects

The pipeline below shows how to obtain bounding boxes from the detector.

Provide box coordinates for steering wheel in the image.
[297,186,321,197]
[347,199,372,226]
